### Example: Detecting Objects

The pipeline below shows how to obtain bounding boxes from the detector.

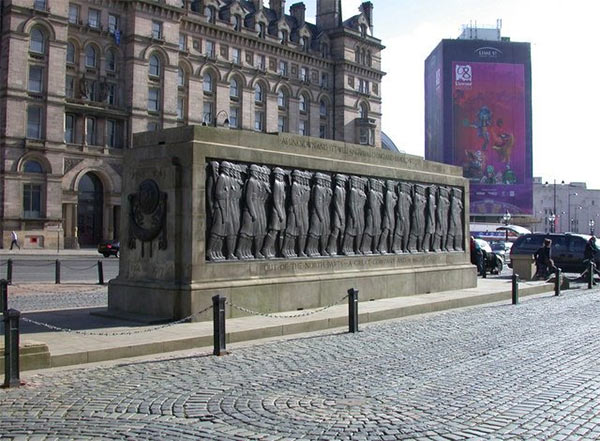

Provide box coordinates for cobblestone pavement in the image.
[3,286,600,440]
[6,284,107,312]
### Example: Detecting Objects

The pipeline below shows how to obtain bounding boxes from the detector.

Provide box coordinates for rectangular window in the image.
[64,114,75,143]
[27,107,42,139]
[203,102,213,124]
[359,127,369,145]
[148,88,160,112]
[177,96,185,120]
[23,184,42,219]
[28,65,43,93]
[88,9,100,28]
[107,83,116,106]
[68,4,79,24]
[152,21,162,39]
[319,124,327,139]
[65,76,74,98]
[300,67,309,82]
[278,61,288,76]
[254,111,264,132]
[86,117,96,145]
[232,48,241,64]
[299,120,307,136]
[85,80,97,101]
[278,116,287,133]
[108,14,119,33]
[321,72,329,88]
[206,40,215,58]
[229,107,238,129]
[33,0,46,11]
[179,34,187,51]
[106,119,117,147]
[256,54,266,70]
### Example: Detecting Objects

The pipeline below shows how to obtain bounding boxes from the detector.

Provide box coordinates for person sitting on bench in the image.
[534,238,557,279]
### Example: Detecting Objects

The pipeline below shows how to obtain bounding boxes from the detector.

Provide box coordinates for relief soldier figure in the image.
[261,167,286,259]
[433,186,450,252]
[361,178,384,255]
[378,180,398,254]
[206,161,220,233]
[282,170,310,258]
[342,176,367,255]
[207,161,236,261]
[423,185,437,252]
[446,187,464,251]
[408,184,426,252]
[392,182,413,254]
[326,174,348,256]
[306,172,332,257]
[236,165,270,260]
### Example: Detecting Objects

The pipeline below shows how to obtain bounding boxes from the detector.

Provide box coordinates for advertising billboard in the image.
[452,61,532,215]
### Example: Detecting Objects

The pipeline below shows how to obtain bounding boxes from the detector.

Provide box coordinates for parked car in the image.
[509,233,598,273]
[98,240,120,257]
[472,238,504,274]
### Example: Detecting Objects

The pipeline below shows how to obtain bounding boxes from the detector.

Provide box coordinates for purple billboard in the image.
[452,61,532,215]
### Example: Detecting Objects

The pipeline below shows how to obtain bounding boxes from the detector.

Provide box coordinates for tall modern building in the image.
[424,23,532,223]
[0,0,385,249]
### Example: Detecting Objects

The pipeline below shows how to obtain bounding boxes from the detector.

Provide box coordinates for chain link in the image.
[8,261,56,267]
[21,304,214,336]
[60,263,101,271]
[226,294,349,319]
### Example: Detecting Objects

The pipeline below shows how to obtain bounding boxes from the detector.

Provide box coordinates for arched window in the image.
[300,37,308,51]
[177,67,185,87]
[149,54,160,77]
[320,99,328,117]
[205,6,216,23]
[85,46,97,68]
[30,28,45,54]
[320,43,329,58]
[203,72,214,93]
[230,78,239,99]
[299,94,308,113]
[233,15,241,31]
[106,49,116,72]
[66,42,75,64]
[359,103,368,120]
[23,160,44,173]
[257,23,266,38]
[254,83,263,103]
[277,89,287,109]
[278,30,288,44]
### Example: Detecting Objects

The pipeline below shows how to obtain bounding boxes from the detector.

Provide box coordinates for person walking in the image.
[10,230,20,250]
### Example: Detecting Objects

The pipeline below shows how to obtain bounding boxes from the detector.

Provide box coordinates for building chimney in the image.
[269,0,285,18]
[290,2,305,27]
[359,2,373,30]
[316,0,342,30]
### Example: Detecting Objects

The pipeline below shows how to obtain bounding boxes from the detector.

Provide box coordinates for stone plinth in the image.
[108,126,476,322]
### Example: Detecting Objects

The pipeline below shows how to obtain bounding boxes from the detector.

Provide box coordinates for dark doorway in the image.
[77,173,103,246]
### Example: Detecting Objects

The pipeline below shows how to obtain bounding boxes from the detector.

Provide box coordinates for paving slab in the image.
[9,277,555,370]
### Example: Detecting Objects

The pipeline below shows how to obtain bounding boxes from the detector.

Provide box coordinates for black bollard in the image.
[7,259,12,285]
[97,260,104,285]
[555,269,561,296]
[348,288,359,333]
[512,274,519,305]
[588,261,595,289]
[55,259,61,284]
[212,295,227,356]
[1,279,8,314]
[3,309,21,388]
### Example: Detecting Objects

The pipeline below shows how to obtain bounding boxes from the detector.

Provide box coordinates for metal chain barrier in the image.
[226,293,350,319]
[20,304,214,336]
[60,262,101,271]
[9,261,55,267]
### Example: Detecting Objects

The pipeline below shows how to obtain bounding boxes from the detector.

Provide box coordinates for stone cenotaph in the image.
[108,126,476,321]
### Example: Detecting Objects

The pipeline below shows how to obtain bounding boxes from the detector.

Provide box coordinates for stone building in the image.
[0,0,385,249]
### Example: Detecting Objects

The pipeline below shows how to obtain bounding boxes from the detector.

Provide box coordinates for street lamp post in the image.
[568,192,578,232]
[590,219,595,236]
[502,210,511,243]
[544,180,564,232]
[548,213,556,233]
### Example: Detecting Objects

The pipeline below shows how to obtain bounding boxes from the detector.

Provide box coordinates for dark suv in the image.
[98,240,120,258]
[509,233,598,273]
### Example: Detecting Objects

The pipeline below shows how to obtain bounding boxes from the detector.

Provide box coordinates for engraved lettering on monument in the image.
[127,178,168,257]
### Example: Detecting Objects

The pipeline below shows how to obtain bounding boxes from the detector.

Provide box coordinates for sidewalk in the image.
[0,248,100,257]
[1,277,555,372]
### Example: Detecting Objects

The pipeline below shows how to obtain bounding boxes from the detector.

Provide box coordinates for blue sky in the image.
[303,0,600,189]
